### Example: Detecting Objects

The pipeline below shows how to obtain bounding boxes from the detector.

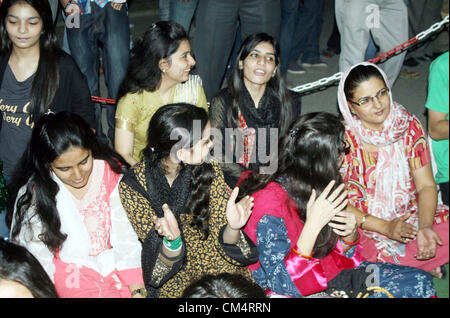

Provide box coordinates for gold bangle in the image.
[360,215,369,229]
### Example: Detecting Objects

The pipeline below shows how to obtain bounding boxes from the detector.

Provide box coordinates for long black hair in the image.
[117,21,188,99]
[0,0,60,123]
[7,112,128,253]
[226,33,294,135]
[143,103,214,239]
[0,237,58,298]
[239,112,347,258]
[182,273,267,298]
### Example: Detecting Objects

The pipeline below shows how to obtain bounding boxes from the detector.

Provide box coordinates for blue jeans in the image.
[280,0,325,73]
[66,2,130,144]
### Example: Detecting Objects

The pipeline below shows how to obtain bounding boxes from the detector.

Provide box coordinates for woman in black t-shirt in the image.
[0,0,95,180]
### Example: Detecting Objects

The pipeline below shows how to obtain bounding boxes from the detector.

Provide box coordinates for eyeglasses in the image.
[349,87,390,108]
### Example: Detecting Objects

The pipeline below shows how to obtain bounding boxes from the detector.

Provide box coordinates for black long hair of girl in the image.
[226,32,294,135]
[0,237,58,298]
[0,0,60,123]
[117,21,188,100]
[239,112,347,259]
[142,103,214,240]
[7,112,128,253]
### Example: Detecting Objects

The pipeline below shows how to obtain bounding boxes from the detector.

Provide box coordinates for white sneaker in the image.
[301,60,328,68]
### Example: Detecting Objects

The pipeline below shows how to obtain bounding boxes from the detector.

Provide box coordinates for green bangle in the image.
[163,236,182,251]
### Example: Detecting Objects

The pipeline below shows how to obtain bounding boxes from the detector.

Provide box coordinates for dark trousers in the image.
[192,0,281,101]
[279,0,325,73]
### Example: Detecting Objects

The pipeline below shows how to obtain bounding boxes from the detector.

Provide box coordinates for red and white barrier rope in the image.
[290,15,449,94]
[92,15,449,103]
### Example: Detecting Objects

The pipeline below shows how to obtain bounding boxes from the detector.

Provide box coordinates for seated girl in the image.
[8,112,144,298]
[118,103,258,298]
[115,21,208,166]
[209,33,302,187]
[238,112,436,298]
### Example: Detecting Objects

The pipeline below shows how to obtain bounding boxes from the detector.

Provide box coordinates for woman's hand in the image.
[111,2,124,10]
[328,210,357,237]
[385,213,417,243]
[65,1,82,15]
[153,204,181,241]
[226,187,254,231]
[415,227,442,260]
[305,180,348,234]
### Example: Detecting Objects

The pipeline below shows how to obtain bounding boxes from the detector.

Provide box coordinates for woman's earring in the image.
[162,69,166,73]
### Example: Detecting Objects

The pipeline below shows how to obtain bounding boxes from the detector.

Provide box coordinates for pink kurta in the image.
[241,172,363,296]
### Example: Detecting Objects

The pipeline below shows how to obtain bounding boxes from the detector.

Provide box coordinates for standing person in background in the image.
[61,0,130,145]
[0,0,95,240]
[48,0,59,23]
[192,0,281,101]
[335,0,408,85]
[425,51,449,206]
[404,0,448,67]
[158,0,199,34]
[280,0,327,76]
[115,22,207,167]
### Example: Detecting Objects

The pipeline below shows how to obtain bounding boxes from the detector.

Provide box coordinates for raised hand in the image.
[153,204,181,241]
[328,210,357,237]
[305,180,348,234]
[226,187,254,230]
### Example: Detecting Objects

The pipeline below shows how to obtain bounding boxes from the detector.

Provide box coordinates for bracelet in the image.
[340,231,360,246]
[360,214,369,229]
[163,236,182,251]
[292,247,312,259]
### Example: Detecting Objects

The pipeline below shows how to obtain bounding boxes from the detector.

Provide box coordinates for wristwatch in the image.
[131,288,147,298]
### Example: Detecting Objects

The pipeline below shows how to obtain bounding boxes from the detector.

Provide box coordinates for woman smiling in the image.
[115,22,208,167]
[209,33,302,187]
